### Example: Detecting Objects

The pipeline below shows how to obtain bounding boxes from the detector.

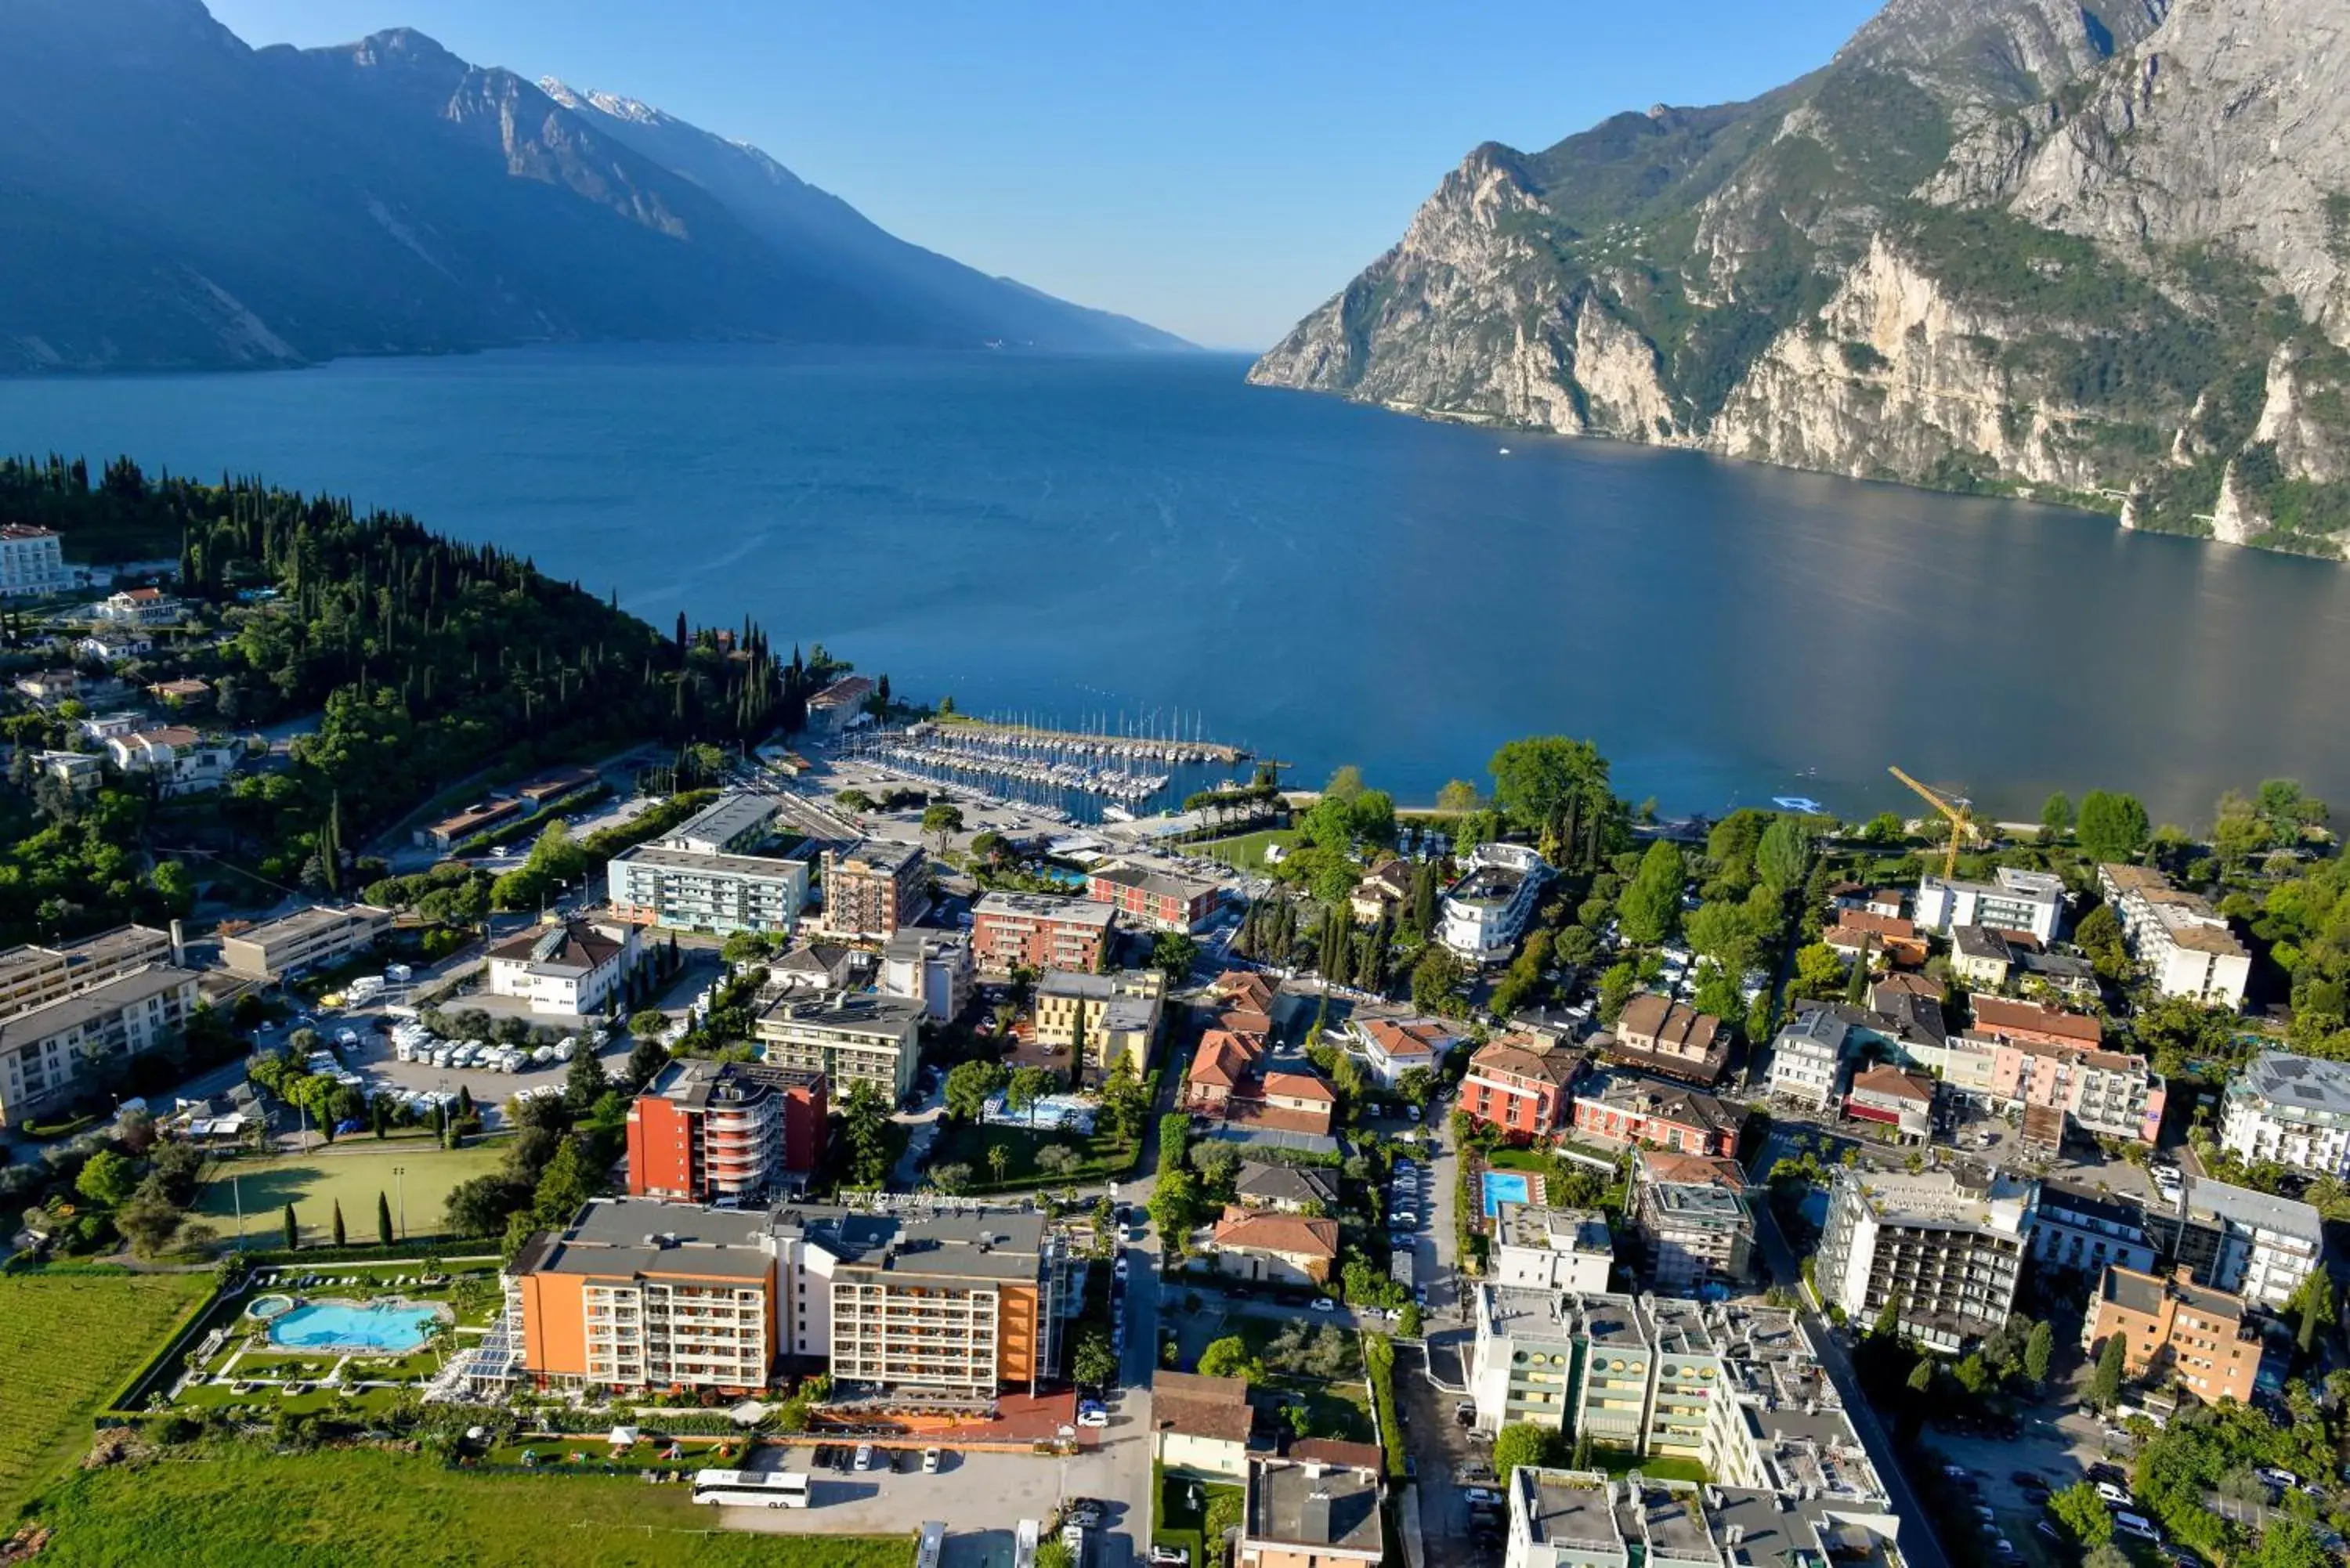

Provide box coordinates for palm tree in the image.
[987,1145,1010,1186]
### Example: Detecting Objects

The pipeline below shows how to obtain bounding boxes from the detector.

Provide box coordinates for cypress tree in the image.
[282,1202,299,1251]
[331,1200,347,1248]
[378,1191,395,1247]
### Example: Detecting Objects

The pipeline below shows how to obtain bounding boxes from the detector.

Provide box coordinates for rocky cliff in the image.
[1251,0,2350,557]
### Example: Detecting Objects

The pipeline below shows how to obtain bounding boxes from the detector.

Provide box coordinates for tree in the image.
[1324,764,1365,802]
[1149,1169,1202,1245]
[921,802,964,852]
[987,1144,1011,1185]
[1906,1359,1935,1394]
[1792,943,1847,999]
[75,1149,138,1208]
[945,1060,1009,1122]
[532,1137,591,1227]
[2087,1331,2128,1411]
[1197,1335,1260,1381]
[1410,947,1466,1016]
[1491,1422,1556,1479]
[2288,1269,2336,1354]
[1487,736,1611,835]
[2077,790,2152,863]
[2076,904,2131,984]
[1755,816,1812,893]
[2040,792,2075,842]
[1072,1326,1119,1388]
[1152,931,1200,985]
[1398,1302,1423,1337]
[2024,1318,2055,1383]
[1618,840,1686,946]
[928,1162,973,1194]
[563,1046,608,1113]
[626,1030,670,1091]
[328,1199,346,1248]
[838,1082,895,1187]
[282,1201,300,1251]
[1435,779,1480,815]
[1036,1542,1075,1568]
[1007,1066,1055,1113]
[2049,1482,2113,1546]
[377,1190,395,1246]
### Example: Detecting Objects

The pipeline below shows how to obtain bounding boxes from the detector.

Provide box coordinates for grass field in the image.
[0,1272,215,1519]
[1187,830,1294,873]
[29,1446,912,1566]
[925,1121,1138,1192]
[193,1142,509,1245]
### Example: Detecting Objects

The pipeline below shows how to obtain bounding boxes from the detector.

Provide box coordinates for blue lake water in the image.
[269,1300,440,1355]
[6,345,2350,821]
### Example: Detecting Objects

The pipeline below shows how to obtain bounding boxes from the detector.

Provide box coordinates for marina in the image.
[837,716,1249,826]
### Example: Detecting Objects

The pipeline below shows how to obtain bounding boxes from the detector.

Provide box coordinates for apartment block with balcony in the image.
[1506,1469,1902,1568]
[218,902,392,981]
[1462,1035,1580,1141]
[754,991,925,1102]
[2098,863,2251,1009]
[2145,1174,2324,1310]
[1914,866,2067,942]
[1629,1151,1753,1295]
[2220,1050,2350,1179]
[880,928,976,1024]
[2084,1265,2269,1406]
[1440,843,1553,964]
[0,923,174,1017]
[0,964,203,1127]
[1813,1165,2035,1351]
[821,840,929,940]
[511,1201,781,1393]
[1033,966,1165,1083]
[626,1060,828,1204]
[2031,1180,2158,1279]
[0,524,66,597]
[969,891,1118,977]
[1491,1205,1614,1294]
[1086,862,1221,933]
[1766,1004,1852,1110]
[606,844,809,936]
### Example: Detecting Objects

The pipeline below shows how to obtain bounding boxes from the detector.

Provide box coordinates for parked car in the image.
[923,1447,944,1473]
[2095,1482,2132,1508]
[1148,1549,1191,1568]
[1310,1298,1336,1314]
[1077,1404,1109,1429]
[1462,1487,1503,1509]
[2114,1514,2162,1544]
[854,1443,876,1472]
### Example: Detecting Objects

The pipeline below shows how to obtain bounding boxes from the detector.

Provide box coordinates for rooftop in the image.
[830,839,925,877]
[2233,1050,2350,1118]
[1495,1204,1613,1257]
[522,1197,780,1281]
[611,843,808,879]
[1152,1371,1253,1444]
[1090,862,1217,903]
[227,902,388,947]
[643,1058,826,1111]
[972,891,1118,927]
[1521,1469,1626,1558]
[487,919,627,973]
[1235,1161,1339,1207]
[1970,995,2102,1045]
[1470,1035,1579,1086]
[1245,1458,1383,1555]
[663,793,775,847]
[1836,1164,2032,1234]
[779,1202,1047,1282]
[1647,1182,1751,1225]
[757,991,925,1035]
[2178,1172,2323,1244]
[1446,862,1527,909]
[0,964,198,1050]
[1211,1207,1339,1262]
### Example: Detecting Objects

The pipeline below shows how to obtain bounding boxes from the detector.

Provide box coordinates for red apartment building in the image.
[626,1060,828,1203]
[1570,1071,1747,1158]
[1461,1035,1579,1141]
[1087,862,1221,932]
[970,891,1119,977]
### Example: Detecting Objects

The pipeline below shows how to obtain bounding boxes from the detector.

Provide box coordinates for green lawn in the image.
[27,1445,911,1565]
[1155,1465,1242,1568]
[1586,1446,1708,1483]
[0,1272,215,1518]
[193,1142,510,1245]
[925,1120,1137,1192]
[1186,830,1295,873]
[1483,1147,1549,1172]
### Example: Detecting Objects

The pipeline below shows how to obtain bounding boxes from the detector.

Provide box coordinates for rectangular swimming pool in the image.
[1480,1170,1531,1219]
[268,1300,443,1355]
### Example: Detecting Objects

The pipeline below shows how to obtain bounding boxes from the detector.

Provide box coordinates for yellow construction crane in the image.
[1888,766,1979,880]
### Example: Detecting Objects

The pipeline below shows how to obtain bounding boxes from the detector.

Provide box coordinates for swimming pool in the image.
[1480,1170,1531,1219]
[267,1299,446,1355]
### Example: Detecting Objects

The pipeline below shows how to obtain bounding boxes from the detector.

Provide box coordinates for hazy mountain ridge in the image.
[0,0,1185,372]
[1250,0,2350,557]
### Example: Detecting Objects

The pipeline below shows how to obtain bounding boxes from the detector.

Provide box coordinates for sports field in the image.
[193,1141,508,1244]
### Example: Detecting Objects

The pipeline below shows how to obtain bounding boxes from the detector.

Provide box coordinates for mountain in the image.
[1250,0,2350,558]
[0,0,1186,373]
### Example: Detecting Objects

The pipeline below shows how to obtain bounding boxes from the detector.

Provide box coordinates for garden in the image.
[1155,1461,1244,1568]
[191,1141,510,1247]
[922,1119,1140,1195]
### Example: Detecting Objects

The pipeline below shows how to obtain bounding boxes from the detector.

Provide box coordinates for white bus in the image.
[691,1468,810,1509]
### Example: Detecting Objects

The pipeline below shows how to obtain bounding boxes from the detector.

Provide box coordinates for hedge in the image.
[1362,1331,1405,1480]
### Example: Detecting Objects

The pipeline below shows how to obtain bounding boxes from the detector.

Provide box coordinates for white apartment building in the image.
[2221,1050,2350,1179]
[485,919,641,1017]
[1490,1204,1614,1294]
[606,844,808,936]
[2146,1176,2323,1310]
[1441,843,1553,963]
[660,793,779,855]
[0,964,203,1126]
[880,927,975,1024]
[1813,1165,2035,1351]
[1766,1004,1851,1109]
[219,903,392,980]
[1913,867,2066,943]
[2030,1180,2159,1279]
[754,991,924,1101]
[0,525,67,598]
[2097,863,2251,1010]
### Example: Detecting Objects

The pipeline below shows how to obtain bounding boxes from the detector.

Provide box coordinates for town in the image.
[0,472,2345,1568]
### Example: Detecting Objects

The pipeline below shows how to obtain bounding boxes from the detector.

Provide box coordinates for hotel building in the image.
[1813,1165,2034,1350]
[626,1060,829,1204]
[969,891,1118,977]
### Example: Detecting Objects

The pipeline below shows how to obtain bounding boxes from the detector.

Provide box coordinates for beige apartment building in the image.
[219,903,392,980]
[754,991,925,1101]
[0,924,175,1017]
[1034,967,1166,1082]
[820,840,928,940]
[0,965,203,1127]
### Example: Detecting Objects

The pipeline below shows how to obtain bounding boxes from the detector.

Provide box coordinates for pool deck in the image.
[1478,1169,1548,1220]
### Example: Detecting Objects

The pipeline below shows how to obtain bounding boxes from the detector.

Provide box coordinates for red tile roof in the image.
[1470,1035,1577,1086]
[1261,1071,1336,1104]
[1971,995,2102,1045]
[1211,1206,1338,1261]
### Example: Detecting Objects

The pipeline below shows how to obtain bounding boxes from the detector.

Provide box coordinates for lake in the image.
[5,344,2348,824]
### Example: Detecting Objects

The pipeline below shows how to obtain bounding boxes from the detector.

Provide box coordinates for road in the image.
[1750,1197,1951,1568]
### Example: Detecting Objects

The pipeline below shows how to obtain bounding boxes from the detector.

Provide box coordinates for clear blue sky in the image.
[206,1,1883,349]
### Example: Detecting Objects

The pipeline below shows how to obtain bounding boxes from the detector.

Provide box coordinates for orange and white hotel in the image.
[508,1198,1066,1400]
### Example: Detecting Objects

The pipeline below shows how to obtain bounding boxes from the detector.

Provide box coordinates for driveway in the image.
[1397,1340,1493,1563]
[724,1444,1148,1564]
